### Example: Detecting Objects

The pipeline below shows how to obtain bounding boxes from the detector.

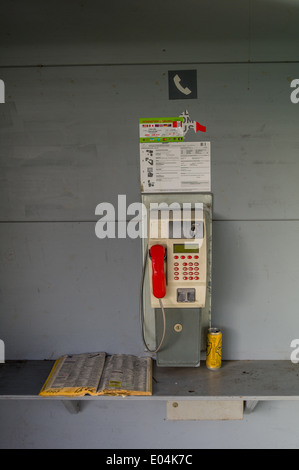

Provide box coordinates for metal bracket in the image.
[244,400,259,413]
[61,400,81,414]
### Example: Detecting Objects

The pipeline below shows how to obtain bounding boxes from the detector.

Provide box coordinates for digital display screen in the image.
[173,244,199,254]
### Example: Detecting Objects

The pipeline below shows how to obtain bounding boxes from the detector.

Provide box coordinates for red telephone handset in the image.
[149,245,166,299]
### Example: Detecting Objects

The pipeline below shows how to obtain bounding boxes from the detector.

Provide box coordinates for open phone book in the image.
[39,352,152,397]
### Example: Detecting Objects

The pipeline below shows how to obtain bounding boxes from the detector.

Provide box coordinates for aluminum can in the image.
[206,327,222,370]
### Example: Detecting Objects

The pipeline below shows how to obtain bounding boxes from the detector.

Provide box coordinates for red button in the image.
[180,256,185,259]
[174,262,179,266]
[174,256,179,259]
[183,267,188,271]
[183,276,188,280]
[194,267,199,271]
[194,255,199,259]
[174,267,179,271]
[189,277,193,280]
[174,276,179,281]
[189,262,193,266]
[187,256,192,259]
[194,262,199,266]
[194,276,199,280]
[183,262,187,266]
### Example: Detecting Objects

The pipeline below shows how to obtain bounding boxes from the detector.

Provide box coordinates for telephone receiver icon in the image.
[173,74,192,96]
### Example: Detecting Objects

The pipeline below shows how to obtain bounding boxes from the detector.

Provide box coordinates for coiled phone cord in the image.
[140,245,166,354]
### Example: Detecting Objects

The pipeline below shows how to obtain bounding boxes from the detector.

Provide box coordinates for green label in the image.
[139,117,183,124]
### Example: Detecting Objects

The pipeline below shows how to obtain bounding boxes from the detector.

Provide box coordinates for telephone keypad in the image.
[172,255,200,281]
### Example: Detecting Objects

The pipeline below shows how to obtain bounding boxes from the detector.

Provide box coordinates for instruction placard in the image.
[140,142,210,193]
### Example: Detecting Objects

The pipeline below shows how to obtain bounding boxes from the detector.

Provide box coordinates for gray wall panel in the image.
[251,0,299,61]
[1,220,298,360]
[213,221,299,359]
[0,222,144,359]
[2,400,299,449]
[1,0,299,66]
[0,0,249,66]
[1,63,299,221]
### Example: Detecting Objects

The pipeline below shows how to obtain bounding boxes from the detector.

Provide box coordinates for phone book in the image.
[39,352,152,397]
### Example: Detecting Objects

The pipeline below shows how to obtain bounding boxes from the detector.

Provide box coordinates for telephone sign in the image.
[168,70,197,100]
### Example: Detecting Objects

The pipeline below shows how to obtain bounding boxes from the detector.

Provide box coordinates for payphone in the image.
[140,193,212,367]
[148,208,207,309]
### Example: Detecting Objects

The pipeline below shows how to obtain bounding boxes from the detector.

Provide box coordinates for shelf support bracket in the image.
[245,400,259,413]
[61,400,80,414]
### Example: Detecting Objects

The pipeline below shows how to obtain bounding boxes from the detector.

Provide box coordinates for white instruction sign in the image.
[140,142,210,193]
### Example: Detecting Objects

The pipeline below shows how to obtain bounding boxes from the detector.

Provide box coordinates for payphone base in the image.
[155,308,201,367]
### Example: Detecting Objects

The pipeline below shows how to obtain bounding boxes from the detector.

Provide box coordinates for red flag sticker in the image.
[180,110,206,134]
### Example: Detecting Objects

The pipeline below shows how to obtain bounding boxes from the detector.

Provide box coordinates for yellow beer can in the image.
[206,327,222,370]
